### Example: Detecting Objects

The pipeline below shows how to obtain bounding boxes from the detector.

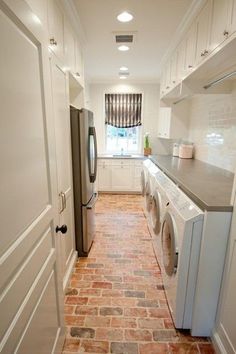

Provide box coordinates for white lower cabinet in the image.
[97,159,143,192]
[97,160,112,191]
[112,163,133,191]
[213,193,236,353]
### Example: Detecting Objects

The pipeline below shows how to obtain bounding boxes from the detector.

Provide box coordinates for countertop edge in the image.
[149,156,233,212]
[98,155,146,160]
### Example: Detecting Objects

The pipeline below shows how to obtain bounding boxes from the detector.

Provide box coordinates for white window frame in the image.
[103,91,143,154]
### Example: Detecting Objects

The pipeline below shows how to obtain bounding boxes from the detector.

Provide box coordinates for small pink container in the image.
[179,144,193,159]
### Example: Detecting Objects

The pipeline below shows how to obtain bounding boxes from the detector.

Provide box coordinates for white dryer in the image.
[151,171,176,261]
[160,185,204,329]
[142,160,160,216]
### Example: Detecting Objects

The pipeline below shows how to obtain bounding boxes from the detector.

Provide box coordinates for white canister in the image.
[173,143,179,157]
[179,144,194,159]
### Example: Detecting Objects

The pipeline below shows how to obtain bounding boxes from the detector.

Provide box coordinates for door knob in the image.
[56,224,68,234]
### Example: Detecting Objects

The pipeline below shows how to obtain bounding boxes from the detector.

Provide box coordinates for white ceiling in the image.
[73,0,193,83]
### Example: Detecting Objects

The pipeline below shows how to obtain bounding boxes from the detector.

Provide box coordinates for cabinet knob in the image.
[188,65,193,68]
[166,86,170,89]
[50,38,57,46]
[204,49,208,55]
[75,72,80,77]
[223,30,229,36]
[56,224,67,234]
[172,80,176,84]
[200,51,205,57]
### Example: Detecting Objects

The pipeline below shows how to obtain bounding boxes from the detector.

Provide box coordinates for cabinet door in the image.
[158,107,171,138]
[176,40,186,82]
[48,0,64,60]
[64,21,76,73]
[112,165,133,191]
[209,0,229,52]
[229,0,236,34]
[98,163,111,191]
[164,60,171,91]
[195,0,211,65]
[75,40,84,84]
[50,58,76,286]
[185,22,197,73]
[134,165,142,192]
[215,194,236,353]
[170,51,178,87]
[25,0,48,27]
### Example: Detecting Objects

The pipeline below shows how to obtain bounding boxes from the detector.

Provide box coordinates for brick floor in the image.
[62,194,215,354]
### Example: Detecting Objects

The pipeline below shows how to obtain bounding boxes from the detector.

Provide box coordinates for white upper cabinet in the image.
[64,21,76,73]
[209,0,230,52]
[25,0,48,28]
[170,50,178,87]
[157,107,171,138]
[176,39,186,82]
[75,40,85,85]
[229,0,236,34]
[48,0,65,60]
[195,0,211,65]
[184,22,197,74]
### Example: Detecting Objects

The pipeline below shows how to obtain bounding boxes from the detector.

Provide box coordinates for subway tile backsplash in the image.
[188,90,236,173]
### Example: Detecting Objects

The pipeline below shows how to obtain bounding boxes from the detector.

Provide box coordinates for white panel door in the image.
[50,57,76,289]
[0,1,64,353]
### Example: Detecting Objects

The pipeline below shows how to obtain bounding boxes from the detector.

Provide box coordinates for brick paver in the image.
[62,194,215,353]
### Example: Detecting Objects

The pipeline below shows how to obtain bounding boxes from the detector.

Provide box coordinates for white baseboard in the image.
[212,330,227,354]
[63,251,77,291]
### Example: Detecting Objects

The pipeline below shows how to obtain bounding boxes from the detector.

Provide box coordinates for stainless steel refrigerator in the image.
[70,107,98,256]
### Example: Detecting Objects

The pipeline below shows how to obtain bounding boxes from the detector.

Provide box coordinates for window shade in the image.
[105,93,142,128]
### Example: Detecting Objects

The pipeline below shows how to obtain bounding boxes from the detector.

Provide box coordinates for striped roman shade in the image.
[105,93,142,128]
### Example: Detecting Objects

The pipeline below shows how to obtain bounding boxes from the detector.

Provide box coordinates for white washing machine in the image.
[160,184,204,329]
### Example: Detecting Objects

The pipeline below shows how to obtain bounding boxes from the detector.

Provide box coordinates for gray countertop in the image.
[98,154,145,160]
[150,155,234,212]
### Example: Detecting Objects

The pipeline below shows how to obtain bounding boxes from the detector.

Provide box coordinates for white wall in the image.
[89,82,172,155]
[188,83,236,172]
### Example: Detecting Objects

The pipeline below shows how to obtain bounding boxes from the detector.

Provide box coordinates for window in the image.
[105,93,142,153]
[106,125,141,153]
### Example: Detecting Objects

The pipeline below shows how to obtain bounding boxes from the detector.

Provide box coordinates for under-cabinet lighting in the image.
[120,66,129,71]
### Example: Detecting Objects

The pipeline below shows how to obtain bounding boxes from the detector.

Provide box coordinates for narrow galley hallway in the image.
[62,195,214,354]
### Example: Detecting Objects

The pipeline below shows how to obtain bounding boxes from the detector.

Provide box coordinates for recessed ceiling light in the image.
[120,66,129,71]
[118,45,130,51]
[117,11,133,23]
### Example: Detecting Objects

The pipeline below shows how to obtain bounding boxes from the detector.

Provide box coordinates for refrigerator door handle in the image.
[86,193,98,210]
[88,126,98,183]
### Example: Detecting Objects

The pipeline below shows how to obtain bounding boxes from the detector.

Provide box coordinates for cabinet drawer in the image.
[111,160,132,167]
[98,159,111,167]
[134,160,144,167]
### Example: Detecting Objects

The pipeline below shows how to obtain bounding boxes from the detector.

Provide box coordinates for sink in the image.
[112,154,132,158]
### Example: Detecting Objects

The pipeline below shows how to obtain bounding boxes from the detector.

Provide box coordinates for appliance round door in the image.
[150,190,161,234]
[145,179,152,212]
[141,170,146,196]
[161,212,178,277]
